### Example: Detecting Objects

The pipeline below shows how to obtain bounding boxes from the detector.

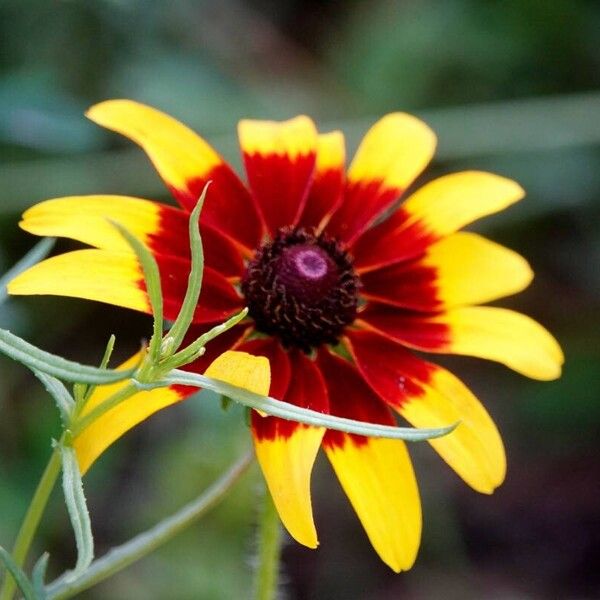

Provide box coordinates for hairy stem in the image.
[47,450,254,599]
[253,487,282,600]
[0,445,62,600]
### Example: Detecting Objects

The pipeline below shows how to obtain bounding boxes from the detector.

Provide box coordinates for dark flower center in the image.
[241,227,361,351]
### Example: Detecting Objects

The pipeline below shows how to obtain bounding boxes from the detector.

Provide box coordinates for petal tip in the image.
[85,99,130,122]
[385,111,437,145]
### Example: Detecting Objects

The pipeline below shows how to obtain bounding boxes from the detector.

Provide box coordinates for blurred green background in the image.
[1,1,599,598]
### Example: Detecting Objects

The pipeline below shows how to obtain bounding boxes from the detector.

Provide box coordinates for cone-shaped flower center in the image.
[242,228,361,351]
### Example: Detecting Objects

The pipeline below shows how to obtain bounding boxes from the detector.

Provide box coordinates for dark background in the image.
[1,1,599,598]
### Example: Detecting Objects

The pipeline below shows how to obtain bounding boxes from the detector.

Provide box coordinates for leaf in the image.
[162,308,248,371]
[32,553,50,600]
[152,370,459,442]
[109,220,163,363]
[59,445,94,581]
[79,334,118,410]
[0,328,136,384]
[33,371,74,427]
[0,546,36,600]
[0,238,56,305]
[108,219,163,363]
[164,183,208,355]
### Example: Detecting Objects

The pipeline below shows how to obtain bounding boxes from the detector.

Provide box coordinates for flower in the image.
[9,100,564,572]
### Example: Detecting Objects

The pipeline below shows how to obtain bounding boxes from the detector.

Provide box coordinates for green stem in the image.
[47,450,254,600]
[71,382,138,437]
[253,487,282,600]
[1,380,141,600]
[0,445,62,600]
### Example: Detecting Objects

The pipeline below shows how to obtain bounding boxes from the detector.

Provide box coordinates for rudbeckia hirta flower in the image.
[9,100,563,572]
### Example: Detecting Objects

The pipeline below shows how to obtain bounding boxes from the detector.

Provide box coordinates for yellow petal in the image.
[204,350,271,396]
[250,350,327,548]
[7,249,149,313]
[87,100,222,198]
[238,115,317,159]
[442,306,564,380]
[348,112,436,191]
[20,195,163,252]
[315,130,345,172]
[75,354,186,474]
[299,131,346,232]
[253,419,324,548]
[76,349,270,475]
[345,330,505,494]
[324,435,421,572]
[401,170,525,236]
[326,113,436,244]
[424,232,533,307]
[399,367,506,494]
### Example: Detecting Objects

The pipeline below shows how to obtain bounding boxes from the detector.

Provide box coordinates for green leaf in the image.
[164,183,208,355]
[0,546,36,600]
[32,553,49,600]
[150,371,459,442]
[59,445,94,582]
[33,371,74,428]
[0,237,56,305]
[0,328,136,384]
[162,308,248,371]
[72,383,87,405]
[109,220,163,363]
[97,335,116,371]
[79,335,117,409]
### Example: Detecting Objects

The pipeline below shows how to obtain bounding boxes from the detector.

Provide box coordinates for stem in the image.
[1,380,141,600]
[253,487,282,600]
[47,450,254,600]
[71,382,138,437]
[0,446,62,600]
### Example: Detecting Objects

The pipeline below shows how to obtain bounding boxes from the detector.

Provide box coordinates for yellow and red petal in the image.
[75,353,187,474]
[297,131,345,232]
[317,348,421,572]
[325,113,436,245]
[345,330,505,494]
[76,323,251,474]
[8,248,243,322]
[20,195,244,277]
[238,337,291,400]
[252,351,329,549]
[8,249,150,313]
[360,232,533,311]
[203,349,271,397]
[353,171,525,272]
[238,116,318,236]
[359,305,563,381]
[86,100,263,253]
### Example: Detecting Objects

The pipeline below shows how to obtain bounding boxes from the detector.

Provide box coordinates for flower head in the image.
[9,100,563,571]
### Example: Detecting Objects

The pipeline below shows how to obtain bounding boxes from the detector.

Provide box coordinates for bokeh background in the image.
[1,1,599,598]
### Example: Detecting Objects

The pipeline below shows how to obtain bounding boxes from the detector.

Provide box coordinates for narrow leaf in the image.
[72,383,87,405]
[33,370,74,427]
[32,553,50,599]
[0,328,136,384]
[162,308,248,371]
[59,445,94,581]
[109,220,163,363]
[0,546,36,600]
[164,183,209,355]
[97,334,116,371]
[80,334,117,408]
[150,371,459,442]
[0,237,55,305]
